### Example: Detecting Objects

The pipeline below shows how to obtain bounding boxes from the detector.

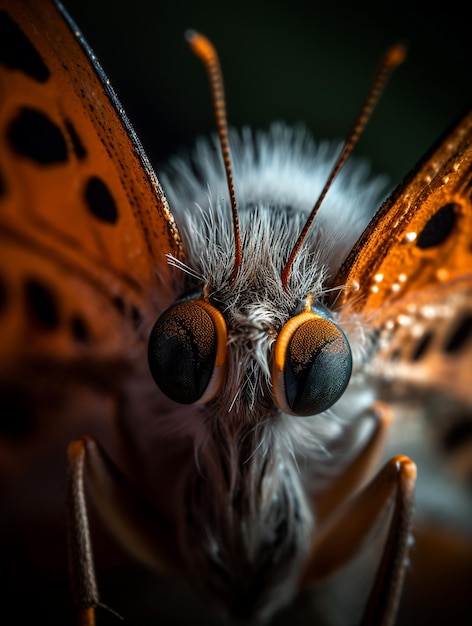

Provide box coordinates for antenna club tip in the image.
[386,43,407,68]
[185,30,216,62]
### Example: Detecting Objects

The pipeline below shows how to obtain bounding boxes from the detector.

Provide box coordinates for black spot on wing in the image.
[131,305,143,330]
[8,108,68,164]
[84,176,118,224]
[70,314,91,343]
[416,203,458,249]
[444,313,472,354]
[113,295,126,315]
[112,295,144,333]
[410,330,433,362]
[24,278,59,331]
[0,11,50,82]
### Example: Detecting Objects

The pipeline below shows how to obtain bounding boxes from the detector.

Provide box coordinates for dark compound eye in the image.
[272,306,352,416]
[148,298,227,404]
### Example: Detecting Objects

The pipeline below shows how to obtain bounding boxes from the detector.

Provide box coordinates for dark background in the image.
[62,0,471,186]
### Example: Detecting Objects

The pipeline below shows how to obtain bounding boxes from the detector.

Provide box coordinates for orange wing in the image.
[330,107,472,414]
[332,107,472,314]
[0,0,182,376]
[0,0,185,483]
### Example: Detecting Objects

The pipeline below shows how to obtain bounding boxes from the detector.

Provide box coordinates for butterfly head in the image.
[146,33,402,421]
[148,286,352,420]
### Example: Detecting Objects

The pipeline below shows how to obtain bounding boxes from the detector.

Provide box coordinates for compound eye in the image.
[272,309,352,416]
[148,298,227,404]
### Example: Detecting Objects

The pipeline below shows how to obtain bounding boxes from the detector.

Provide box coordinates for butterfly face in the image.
[0,2,471,625]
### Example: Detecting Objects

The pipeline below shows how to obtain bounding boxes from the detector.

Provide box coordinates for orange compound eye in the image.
[272,308,352,416]
[148,298,227,404]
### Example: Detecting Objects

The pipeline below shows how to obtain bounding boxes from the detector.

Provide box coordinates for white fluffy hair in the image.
[147,124,387,620]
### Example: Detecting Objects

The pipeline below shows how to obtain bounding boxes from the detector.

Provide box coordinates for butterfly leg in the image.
[302,453,416,626]
[358,455,416,626]
[67,438,100,626]
[67,436,171,625]
[316,401,393,523]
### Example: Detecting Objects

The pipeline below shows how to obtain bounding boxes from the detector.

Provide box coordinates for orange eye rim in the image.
[272,309,321,415]
[147,296,228,405]
[271,306,352,416]
[193,297,228,404]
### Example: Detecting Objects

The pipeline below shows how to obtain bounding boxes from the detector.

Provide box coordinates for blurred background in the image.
[63,0,471,186]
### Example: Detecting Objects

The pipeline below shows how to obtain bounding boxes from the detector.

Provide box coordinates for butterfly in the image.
[1,1,471,626]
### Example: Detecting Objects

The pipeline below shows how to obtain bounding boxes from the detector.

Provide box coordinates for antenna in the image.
[281,44,406,292]
[186,31,242,282]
